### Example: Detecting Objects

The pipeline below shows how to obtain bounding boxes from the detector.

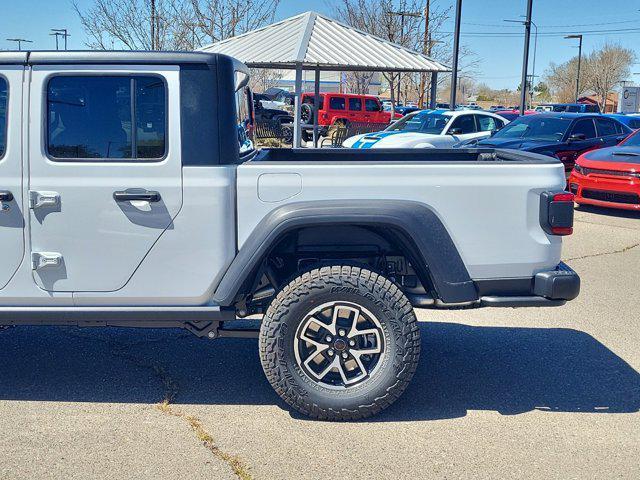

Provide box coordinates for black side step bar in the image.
[0,306,258,339]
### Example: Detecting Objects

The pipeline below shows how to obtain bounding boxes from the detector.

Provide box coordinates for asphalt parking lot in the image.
[1,205,639,480]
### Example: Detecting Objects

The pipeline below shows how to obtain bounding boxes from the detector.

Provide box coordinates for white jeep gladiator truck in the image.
[0,51,580,420]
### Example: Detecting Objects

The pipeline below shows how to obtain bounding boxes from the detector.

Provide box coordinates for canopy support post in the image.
[429,72,438,109]
[293,63,303,148]
[313,68,320,148]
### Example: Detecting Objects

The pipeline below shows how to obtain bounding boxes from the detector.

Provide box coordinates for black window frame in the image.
[0,75,8,161]
[45,73,169,163]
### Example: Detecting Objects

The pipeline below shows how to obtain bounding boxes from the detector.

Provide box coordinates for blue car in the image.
[469,113,632,173]
[604,113,640,130]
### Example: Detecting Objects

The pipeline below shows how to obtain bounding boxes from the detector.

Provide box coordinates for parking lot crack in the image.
[63,331,253,480]
[564,242,640,261]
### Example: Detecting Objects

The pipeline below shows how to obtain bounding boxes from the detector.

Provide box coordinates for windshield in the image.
[493,116,572,142]
[622,130,640,147]
[385,111,449,134]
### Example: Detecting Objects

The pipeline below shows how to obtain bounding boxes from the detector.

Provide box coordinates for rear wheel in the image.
[259,265,420,420]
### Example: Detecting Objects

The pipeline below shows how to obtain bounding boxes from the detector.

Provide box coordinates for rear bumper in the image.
[477,262,580,308]
[569,171,640,210]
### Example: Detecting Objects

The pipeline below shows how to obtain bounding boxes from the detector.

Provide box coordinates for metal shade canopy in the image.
[201,11,450,147]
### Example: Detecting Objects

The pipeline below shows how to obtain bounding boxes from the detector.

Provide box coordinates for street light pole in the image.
[565,34,583,102]
[449,0,463,110]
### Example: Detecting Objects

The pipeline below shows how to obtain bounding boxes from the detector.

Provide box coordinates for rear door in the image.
[28,65,182,292]
[0,67,25,289]
[595,117,627,147]
[347,97,362,123]
[474,114,505,140]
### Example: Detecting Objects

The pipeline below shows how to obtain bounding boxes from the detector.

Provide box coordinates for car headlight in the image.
[573,164,585,175]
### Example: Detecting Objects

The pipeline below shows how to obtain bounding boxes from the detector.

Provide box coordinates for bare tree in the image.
[335,0,477,106]
[544,43,635,108]
[544,58,581,103]
[188,0,280,44]
[75,0,280,50]
[249,68,284,92]
[584,43,635,111]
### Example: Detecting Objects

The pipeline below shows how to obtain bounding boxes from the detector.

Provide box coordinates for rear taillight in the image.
[540,191,575,236]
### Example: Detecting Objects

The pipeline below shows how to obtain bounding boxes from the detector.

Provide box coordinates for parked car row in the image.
[342,109,508,149]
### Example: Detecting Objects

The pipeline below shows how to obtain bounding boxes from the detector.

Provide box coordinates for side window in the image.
[0,77,6,158]
[47,76,166,160]
[329,96,345,110]
[448,114,476,134]
[476,115,498,132]
[629,119,640,130]
[570,119,597,139]
[235,86,254,157]
[348,97,362,111]
[595,118,618,137]
[365,98,379,112]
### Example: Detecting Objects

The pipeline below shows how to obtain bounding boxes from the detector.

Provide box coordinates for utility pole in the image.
[6,38,33,51]
[517,0,533,115]
[50,29,70,50]
[449,0,463,110]
[565,34,583,102]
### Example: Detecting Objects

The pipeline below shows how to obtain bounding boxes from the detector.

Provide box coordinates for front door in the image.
[0,67,25,289]
[28,65,182,292]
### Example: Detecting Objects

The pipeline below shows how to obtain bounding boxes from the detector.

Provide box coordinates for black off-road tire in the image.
[259,265,420,421]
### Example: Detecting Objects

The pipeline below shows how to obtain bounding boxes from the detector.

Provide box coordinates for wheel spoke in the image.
[315,355,340,381]
[307,315,336,336]
[294,301,386,390]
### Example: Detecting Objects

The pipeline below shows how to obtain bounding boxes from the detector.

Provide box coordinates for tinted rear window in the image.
[47,76,166,160]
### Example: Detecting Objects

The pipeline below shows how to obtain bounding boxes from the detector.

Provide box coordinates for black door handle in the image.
[0,190,13,202]
[113,189,161,202]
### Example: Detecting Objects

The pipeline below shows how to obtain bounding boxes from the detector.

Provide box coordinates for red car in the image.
[569,129,640,210]
[299,93,398,141]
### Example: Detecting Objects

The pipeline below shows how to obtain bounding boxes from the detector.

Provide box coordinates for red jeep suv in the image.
[299,93,397,141]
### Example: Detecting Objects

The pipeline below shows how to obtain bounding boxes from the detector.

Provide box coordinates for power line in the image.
[442,27,640,38]
[463,19,639,29]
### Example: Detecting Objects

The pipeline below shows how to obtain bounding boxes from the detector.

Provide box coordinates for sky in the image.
[1,0,640,90]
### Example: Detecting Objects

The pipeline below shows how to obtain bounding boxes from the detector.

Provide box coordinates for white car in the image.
[343,110,509,149]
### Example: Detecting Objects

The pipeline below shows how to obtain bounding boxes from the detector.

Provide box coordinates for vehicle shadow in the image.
[0,322,638,422]
[576,204,640,219]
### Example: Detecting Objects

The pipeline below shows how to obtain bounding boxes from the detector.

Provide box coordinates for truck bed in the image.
[237,147,567,281]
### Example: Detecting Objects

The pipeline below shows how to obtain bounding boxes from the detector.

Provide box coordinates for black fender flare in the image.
[212,200,478,305]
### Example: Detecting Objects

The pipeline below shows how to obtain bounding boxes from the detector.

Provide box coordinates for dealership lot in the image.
[1,206,638,480]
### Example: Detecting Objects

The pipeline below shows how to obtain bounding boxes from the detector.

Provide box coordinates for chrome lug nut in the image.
[328,349,334,356]
[341,352,348,359]
[349,339,356,347]
[325,335,332,342]
[338,329,346,336]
